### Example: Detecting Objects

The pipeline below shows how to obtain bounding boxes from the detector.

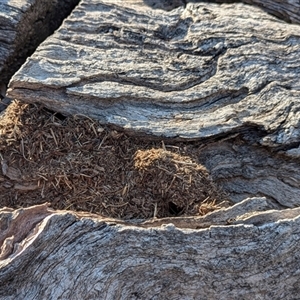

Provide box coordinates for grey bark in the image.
[0,0,79,85]
[0,203,300,299]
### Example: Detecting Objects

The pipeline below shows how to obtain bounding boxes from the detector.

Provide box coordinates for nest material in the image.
[0,100,230,219]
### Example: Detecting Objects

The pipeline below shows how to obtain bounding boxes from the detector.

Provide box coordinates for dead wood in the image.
[0,0,79,85]
[2,0,300,298]
[198,0,300,24]
[0,203,300,299]
[7,0,300,152]
[5,0,300,210]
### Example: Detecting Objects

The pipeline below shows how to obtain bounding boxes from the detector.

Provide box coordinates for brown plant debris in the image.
[0,100,231,219]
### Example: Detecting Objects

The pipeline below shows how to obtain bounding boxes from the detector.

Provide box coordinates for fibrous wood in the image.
[7,0,300,153]
[197,137,300,207]
[3,1,300,298]
[0,203,300,299]
[0,0,79,84]
[219,0,300,24]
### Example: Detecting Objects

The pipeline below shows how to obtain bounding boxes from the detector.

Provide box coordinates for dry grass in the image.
[0,100,231,219]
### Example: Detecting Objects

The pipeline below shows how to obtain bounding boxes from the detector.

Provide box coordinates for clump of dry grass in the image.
[0,100,230,219]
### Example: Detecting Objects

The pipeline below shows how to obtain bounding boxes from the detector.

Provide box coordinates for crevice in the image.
[142,0,186,11]
[0,0,81,86]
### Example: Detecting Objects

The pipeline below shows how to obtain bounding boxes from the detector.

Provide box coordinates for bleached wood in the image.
[3,2,300,298]
[7,0,300,150]
[236,0,300,24]
[6,0,300,208]
[196,137,300,208]
[0,203,300,299]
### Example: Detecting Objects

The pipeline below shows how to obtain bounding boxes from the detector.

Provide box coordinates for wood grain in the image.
[0,203,300,299]
[7,0,300,151]
[0,0,79,84]
[210,0,300,24]
[3,2,300,297]
[197,137,300,207]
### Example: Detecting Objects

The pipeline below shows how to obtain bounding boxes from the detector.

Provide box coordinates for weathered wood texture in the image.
[208,0,300,24]
[196,137,300,207]
[0,203,300,299]
[7,0,300,151]
[0,0,79,84]
[4,2,300,297]
[112,0,300,24]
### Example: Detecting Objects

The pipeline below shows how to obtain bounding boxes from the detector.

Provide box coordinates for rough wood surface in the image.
[6,0,300,208]
[0,203,300,299]
[197,137,300,207]
[105,0,300,24]
[7,0,300,151]
[221,0,300,24]
[3,1,300,297]
[0,0,79,84]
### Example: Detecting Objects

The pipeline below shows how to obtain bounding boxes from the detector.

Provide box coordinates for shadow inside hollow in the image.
[142,0,186,11]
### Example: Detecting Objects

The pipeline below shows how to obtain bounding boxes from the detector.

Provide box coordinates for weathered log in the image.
[0,0,79,85]
[6,0,300,207]
[7,0,300,151]
[3,1,300,297]
[0,203,300,299]
[106,0,300,25]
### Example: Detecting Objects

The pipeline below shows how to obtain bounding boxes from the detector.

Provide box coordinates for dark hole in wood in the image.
[168,201,183,216]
